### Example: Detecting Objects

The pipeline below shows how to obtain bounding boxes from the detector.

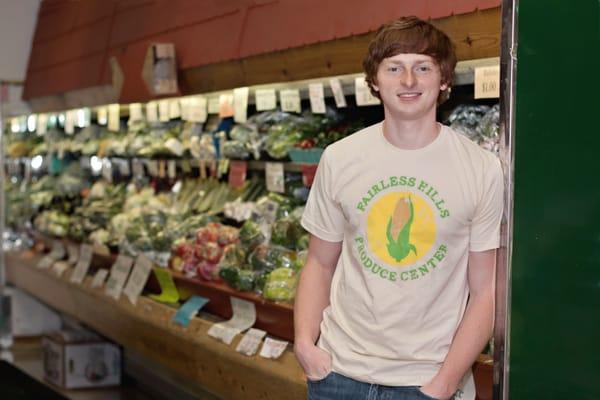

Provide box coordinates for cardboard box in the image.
[42,330,121,389]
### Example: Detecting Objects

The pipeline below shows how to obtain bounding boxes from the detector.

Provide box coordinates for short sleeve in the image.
[469,157,504,252]
[301,149,346,242]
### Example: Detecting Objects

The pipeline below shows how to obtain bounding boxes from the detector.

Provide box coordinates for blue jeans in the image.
[307,372,440,400]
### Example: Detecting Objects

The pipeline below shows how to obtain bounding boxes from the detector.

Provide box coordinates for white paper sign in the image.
[123,254,154,305]
[187,97,208,122]
[233,87,249,123]
[36,114,48,135]
[259,337,288,359]
[108,104,120,131]
[169,99,181,119]
[66,243,79,265]
[255,89,277,111]
[208,97,220,114]
[97,107,108,125]
[355,76,381,106]
[329,78,347,108]
[208,297,256,345]
[118,159,131,176]
[159,100,170,122]
[64,110,75,134]
[132,159,145,176]
[102,159,113,183]
[279,89,301,113]
[52,261,69,277]
[129,103,143,123]
[37,241,66,269]
[146,102,159,122]
[70,244,93,284]
[146,160,159,177]
[309,83,326,114]
[265,162,285,193]
[91,269,109,289]
[474,65,500,99]
[167,160,176,179]
[236,328,267,356]
[105,255,134,300]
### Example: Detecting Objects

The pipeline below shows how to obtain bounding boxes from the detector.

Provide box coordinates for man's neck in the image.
[382,113,440,150]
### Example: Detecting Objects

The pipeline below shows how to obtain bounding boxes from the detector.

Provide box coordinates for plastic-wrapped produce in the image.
[248,245,294,273]
[478,104,500,153]
[271,217,305,250]
[239,220,265,249]
[223,140,250,159]
[446,105,491,141]
[263,268,298,301]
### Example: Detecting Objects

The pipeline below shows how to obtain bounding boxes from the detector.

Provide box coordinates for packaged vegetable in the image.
[263,267,298,301]
[248,245,294,273]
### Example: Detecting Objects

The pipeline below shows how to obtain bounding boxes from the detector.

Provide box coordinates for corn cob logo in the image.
[386,196,417,262]
[366,192,436,267]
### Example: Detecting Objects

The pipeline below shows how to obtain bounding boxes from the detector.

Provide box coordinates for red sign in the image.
[301,164,318,187]
[228,161,247,188]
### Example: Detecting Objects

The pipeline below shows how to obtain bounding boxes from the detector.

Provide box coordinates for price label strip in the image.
[104,255,134,300]
[123,254,154,305]
[149,268,180,304]
[266,162,285,193]
[308,83,326,114]
[280,89,301,113]
[233,87,249,123]
[172,296,210,328]
[37,241,66,269]
[329,78,347,108]
[208,297,256,345]
[236,328,267,356]
[255,89,277,111]
[259,337,289,359]
[70,244,93,284]
[91,269,109,289]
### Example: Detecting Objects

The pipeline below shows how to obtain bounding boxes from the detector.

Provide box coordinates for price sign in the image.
[64,110,75,134]
[355,76,381,106]
[259,337,289,359]
[279,89,301,113]
[149,268,180,304]
[208,97,220,114]
[329,78,347,108]
[233,87,249,123]
[66,243,79,265]
[474,65,500,99]
[266,162,285,193]
[146,102,158,122]
[236,328,267,356]
[37,114,48,135]
[105,255,134,300]
[208,297,256,345]
[228,161,247,188]
[187,96,207,122]
[37,241,66,269]
[167,160,177,179]
[118,159,131,176]
[158,100,170,122]
[97,107,108,125]
[255,89,277,111]
[309,83,326,114]
[108,104,120,132]
[123,254,154,305]
[91,269,109,289]
[169,99,181,119]
[129,103,143,123]
[172,296,209,327]
[70,244,93,284]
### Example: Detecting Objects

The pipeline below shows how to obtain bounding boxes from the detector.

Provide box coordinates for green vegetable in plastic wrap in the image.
[263,267,298,301]
[248,245,294,273]
[271,217,304,250]
[297,234,310,251]
[239,220,265,249]
[219,266,255,292]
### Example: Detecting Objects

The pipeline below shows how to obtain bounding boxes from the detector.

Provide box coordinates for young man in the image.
[294,17,503,400]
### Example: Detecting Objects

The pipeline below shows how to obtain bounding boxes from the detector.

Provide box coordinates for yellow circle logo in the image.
[366,192,436,267]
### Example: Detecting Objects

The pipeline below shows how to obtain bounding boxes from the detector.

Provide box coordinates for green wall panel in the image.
[509,1,600,399]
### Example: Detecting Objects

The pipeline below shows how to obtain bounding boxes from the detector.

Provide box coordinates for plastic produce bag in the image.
[263,267,298,302]
[248,245,294,273]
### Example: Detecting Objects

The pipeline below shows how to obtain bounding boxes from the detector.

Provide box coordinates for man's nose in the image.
[401,70,416,88]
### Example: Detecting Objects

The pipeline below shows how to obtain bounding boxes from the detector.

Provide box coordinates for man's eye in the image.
[416,66,431,73]
[388,67,399,72]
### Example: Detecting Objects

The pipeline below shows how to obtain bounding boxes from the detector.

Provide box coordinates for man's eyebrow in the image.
[384,59,434,65]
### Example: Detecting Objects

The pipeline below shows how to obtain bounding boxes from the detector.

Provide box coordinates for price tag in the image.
[102,158,113,182]
[158,100,170,122]
[309,83,326,114]
[259,337,289,359]
[355,76,381,106]
[149,268,180,304]
[329,78,347,108]
[146,102,159,122]
[123,254,154,305]
[129,103,143,123]
[37,241,66,269]
[36,114,48,135]
[52,261,70,277]
[301,164,318,187]
[236,328,267,356]
[97,107,108,125]
[169,99,181,119]
[181,159,191,174]
[187,96,208,122]
[233,87,249,123]
[228,161,247,188]
[266,162,285,193]
[70,244,93,284]
[218,93,234,118]
[146,160,159,177]
[172,296,209,327]
[118,159,131,176]
[132,159,144,176]
[279,89,301,113]
[66,243,79,265]
[158,160,166,178]
[255,89,277,111]
[64,110,75,134]
[91,269,109,289]
[105,255,134,300]
[474,65,500,99]
[208,97,220,114]
[208,297,256,345]
[167,160,177,179]
[108,104,120,132]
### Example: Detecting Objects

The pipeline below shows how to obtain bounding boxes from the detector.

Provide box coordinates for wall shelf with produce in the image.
[3,57,501,346]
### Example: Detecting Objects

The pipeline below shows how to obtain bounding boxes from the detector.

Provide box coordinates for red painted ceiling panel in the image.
[28,18,112,72]
[24,54,106,99]
[74,0,116,27]
[33,2,78,44]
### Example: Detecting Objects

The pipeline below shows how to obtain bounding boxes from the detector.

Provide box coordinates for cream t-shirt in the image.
[301,122,503,391]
